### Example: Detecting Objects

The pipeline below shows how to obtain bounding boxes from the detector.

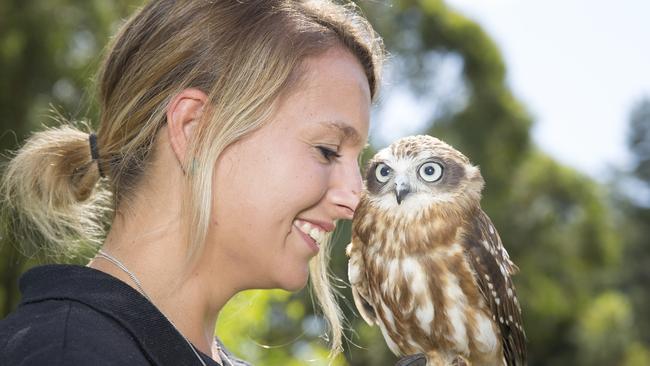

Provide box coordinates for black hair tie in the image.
[88,133,105,178]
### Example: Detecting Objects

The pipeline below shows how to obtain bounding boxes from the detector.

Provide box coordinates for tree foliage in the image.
[615,96,650,365]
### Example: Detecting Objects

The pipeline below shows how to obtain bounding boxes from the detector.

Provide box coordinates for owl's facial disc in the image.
[395,175,410,204]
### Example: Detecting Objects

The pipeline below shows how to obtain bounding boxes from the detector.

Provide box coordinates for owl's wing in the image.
[346,241,378,326]
[462,210,526,366]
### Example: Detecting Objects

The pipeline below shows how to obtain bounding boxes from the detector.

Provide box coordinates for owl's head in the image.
[364,135,484,213]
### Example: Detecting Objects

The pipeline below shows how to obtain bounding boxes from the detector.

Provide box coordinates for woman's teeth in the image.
[295,220,328,247]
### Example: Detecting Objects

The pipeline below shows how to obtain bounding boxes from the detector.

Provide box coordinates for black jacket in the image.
[0,265,249,366]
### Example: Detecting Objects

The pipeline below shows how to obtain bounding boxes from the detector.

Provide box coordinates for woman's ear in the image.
[166,88,208,171]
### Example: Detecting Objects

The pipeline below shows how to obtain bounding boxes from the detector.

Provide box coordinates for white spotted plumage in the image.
[347,135,526,366]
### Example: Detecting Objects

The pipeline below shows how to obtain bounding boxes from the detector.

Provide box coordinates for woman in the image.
[0,0,383,365]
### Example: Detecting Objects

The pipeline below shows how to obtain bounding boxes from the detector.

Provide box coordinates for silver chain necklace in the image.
[95,249,230,366]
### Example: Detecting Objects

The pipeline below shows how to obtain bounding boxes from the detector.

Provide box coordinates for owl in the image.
[346,135,526,366]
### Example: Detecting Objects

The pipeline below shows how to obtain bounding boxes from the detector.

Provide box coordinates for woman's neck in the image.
[89,211,235,360]
[87,135,241,361]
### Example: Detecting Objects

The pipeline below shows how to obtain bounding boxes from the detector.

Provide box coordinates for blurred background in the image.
[1,0,649,365]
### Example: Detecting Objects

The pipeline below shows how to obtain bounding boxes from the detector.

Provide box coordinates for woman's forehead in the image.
[267,50,370,139]
[302,47,371,99]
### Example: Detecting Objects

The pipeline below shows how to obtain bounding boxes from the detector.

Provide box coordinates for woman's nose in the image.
[327,160,362,220]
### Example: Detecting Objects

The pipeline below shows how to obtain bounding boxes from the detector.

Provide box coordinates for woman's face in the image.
[206,47,371,291]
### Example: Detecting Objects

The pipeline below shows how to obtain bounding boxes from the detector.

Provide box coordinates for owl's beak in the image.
[395,177,411,205]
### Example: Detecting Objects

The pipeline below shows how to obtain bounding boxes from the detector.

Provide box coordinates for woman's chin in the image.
[277,267,310,292]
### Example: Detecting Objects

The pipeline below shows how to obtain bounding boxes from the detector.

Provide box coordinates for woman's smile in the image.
[293,218,334,253]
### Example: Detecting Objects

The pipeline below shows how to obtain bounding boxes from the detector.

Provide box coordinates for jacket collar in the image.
[19,264,220,366]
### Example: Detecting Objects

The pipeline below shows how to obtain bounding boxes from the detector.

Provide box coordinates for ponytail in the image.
[1,123,111,258]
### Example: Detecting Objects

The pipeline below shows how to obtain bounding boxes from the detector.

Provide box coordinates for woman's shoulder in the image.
[0,264,153,365]
[1,297,149,365]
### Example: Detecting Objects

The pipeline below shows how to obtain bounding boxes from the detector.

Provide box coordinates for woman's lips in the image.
[293,219,331,253]
[294,223,320,253]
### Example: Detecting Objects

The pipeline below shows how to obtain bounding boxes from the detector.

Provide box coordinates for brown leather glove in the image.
[395,353,427,366]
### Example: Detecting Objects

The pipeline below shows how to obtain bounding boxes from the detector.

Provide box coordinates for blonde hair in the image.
[1,0,384,358]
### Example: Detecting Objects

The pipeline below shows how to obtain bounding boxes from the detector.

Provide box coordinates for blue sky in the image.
[373,0,650,181]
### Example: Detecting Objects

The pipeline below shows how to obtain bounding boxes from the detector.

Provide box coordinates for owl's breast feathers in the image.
[348,201,526,366]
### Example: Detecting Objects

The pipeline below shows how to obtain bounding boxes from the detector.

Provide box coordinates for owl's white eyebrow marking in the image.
[319,120,363,145]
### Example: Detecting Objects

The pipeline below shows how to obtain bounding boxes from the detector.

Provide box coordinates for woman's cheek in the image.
[310,162,335,193]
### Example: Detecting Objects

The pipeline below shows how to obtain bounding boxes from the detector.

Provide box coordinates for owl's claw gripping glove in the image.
[395,353,427,366]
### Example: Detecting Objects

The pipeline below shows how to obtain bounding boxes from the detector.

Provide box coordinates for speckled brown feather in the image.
[347,135,527,366]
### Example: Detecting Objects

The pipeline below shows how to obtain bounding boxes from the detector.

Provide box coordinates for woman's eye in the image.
[374,163,392,183]
[419,162,443,182]
[316,146,341,162]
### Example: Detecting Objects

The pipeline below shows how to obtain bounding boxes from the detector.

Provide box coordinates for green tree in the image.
[613,97,650,365]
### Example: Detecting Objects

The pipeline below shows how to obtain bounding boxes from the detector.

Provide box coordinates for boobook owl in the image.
[346,135,526,366]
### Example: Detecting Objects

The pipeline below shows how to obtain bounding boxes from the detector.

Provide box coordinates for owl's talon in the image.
[451,355,470,366]
[395,353,427,366]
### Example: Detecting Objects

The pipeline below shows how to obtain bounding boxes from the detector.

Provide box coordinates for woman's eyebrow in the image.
[319,120,363,144]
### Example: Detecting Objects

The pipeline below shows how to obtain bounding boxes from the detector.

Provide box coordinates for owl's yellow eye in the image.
[375,163,392,183]
[419,162,443,182]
